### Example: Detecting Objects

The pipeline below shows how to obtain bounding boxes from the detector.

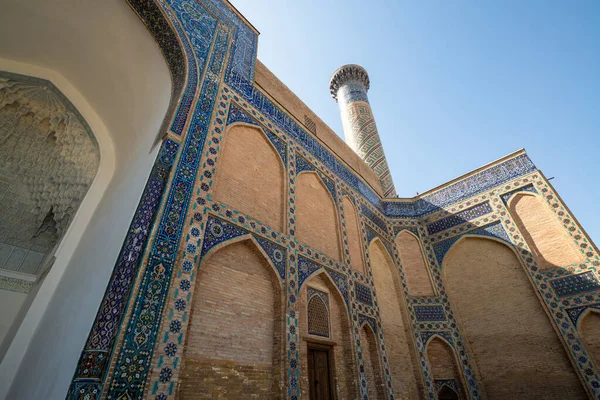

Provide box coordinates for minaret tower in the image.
[330,64,397,197]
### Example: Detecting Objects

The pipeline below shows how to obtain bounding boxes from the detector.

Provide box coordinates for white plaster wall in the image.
[0,0,172,399]
[0,290,27,345]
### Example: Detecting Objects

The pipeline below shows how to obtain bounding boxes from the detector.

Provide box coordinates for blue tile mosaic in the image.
[500,183,539,205]
[426,202,493,235]
[325,267,350,307]
[566,303,600,325]
[201,216,286,280]
[359,314,377,334]
[393,226,419,238]
[414,305,447,322]
[384,154,537,218]
[355,282,373,306]
[550,272,600,298]
[433,221,511,266]
[298,256,322,289]
[434,379,460,395]
[337,80,370,104]
[361,204,389,234]
[421,331,452,345]
[226,102,287,164]
[366,226,394,258]
[296,154,336,201]
[69,138,178,394]
[103,6,229,397]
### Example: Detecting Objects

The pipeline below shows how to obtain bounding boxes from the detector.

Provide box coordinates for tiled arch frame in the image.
[66,0,200,397]
[407,172,600,399]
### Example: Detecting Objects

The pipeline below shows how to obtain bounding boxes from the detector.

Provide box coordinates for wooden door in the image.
[308,348,332,400]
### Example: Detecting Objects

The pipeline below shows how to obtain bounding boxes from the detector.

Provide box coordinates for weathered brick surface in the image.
[396,231,434,296]
[580,310,600,373]
[427,338,464,397]
[179,240,283,399]
[361,325,385,400]
[214,124,285,232]
[296,172,341,260]
[509,193,584,269]
[342,196,365,273]
[299,273,358,399]
[369,240,420,399]
[444,237,586,399]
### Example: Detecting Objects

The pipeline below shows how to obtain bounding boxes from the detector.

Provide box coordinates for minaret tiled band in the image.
[330,64,397,198]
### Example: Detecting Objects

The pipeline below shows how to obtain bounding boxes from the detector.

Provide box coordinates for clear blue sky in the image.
[232,0,600,243]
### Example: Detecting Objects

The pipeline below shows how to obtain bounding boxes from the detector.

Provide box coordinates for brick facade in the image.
[67,1,600,399]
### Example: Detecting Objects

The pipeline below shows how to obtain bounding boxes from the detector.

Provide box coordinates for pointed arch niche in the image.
[296,172,341,261]
[360,322,385,400]
[508,193,584,270]
[425,336,464,399]
[443,236,586,399]
[179,237,284,399]
[213,123,285,232]
[299,271,357,399]
[368,238,419,399]
[395,230,435,296]
[342,196,365,273]
[578,309,600,372]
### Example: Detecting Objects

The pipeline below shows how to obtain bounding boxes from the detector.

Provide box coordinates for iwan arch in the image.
[0,1,598,400]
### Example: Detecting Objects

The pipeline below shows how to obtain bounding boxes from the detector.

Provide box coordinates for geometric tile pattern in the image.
[433,221,511,266]
[421,331,453,345]
[68,138,179,398]
[414,305,447,322]
[426,202,493,235]
[355,282,373,306]
[226,102,287,164]
[361,204,389,234]
[384,154,537,218]
[67,0,600,399]
[549,272,600,298]
[202,215,286,280]
[566,303,600,326]
[500,183,538,205]
[359,314,378,334]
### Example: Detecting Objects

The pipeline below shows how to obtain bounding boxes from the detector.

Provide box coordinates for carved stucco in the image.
[0,72,99,276]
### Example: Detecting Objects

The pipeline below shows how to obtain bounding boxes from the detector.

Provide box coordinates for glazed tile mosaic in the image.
[426,202,493,235]
[550,272,600,298]
[414,305,447,322]
[65,0,600,399]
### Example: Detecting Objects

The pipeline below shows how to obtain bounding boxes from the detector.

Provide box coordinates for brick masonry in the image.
[66,0,600,399]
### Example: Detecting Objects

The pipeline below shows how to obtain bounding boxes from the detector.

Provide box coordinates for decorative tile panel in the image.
[500,183,538,205]
[226,102,287,164]
[202,215,286,280]
[384,154,537,218]
[566,304,600,326]
[361,204,389,234]
[68,139,178,396]
[355,282,373,306]
[359,314,377,334]
[433,221,511,265]
[414,305,446,322]
[421,331,452,345]
[550,272,600,298]
[426,202,492,235]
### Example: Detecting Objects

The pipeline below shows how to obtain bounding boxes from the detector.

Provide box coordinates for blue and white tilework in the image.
[414,305,447,322]
[550,272,600,298]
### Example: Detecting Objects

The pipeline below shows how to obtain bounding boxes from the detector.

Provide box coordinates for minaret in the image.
[330,64,397,197]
